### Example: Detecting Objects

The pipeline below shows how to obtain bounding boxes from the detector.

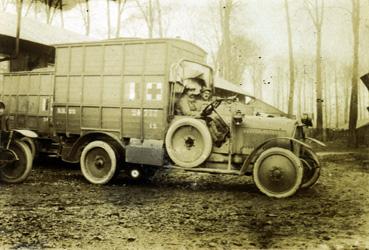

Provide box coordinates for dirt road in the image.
[0,155,369,249]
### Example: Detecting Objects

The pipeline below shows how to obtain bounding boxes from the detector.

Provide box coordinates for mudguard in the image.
[13,130,38,138]
[239,137,312,175]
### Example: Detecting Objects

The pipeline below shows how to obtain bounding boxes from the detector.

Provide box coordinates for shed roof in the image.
[0,11,93,45]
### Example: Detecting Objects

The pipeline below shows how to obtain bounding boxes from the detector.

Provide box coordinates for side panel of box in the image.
[1,72,54,135]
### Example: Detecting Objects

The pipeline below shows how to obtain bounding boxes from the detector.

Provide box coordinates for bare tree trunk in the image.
[60,0,64,28]
[335,66,339,128]
[305,0,324,138]
[24,0,33,16]
[1,0,10,11]
[148,0,153,38]
[116,0,126,38]
[316,27,323,137]
[107,0,111,39]
[220,0,232,81]
[348,0,360,147]
[79,0,90,36]
[285,0,295,117]
[155,0,163,37]
[344,78,350,125]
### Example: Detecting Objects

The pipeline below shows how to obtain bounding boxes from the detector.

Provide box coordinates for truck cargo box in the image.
[0,38,207,140]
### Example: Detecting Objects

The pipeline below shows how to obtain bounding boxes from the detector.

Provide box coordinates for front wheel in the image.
[300,148,320,189]
[80,141,118,185]
[0,140,33,183]
[253,147,303,198]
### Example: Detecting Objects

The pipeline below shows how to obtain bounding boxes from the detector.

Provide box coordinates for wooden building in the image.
[0,12,91,72]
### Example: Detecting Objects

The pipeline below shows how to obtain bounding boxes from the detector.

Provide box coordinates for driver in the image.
[176,87,198,116]
[196,87,212,111]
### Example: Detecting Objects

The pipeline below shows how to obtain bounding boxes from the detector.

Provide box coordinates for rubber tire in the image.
[253,147,303,198]
[300,148,320,189]
[80,141,117,185]
[20,137,37,160]
[165,118,212,168]
[0,140,33,183]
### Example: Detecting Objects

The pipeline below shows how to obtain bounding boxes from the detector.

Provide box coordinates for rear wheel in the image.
[253,147,303,198]
[80,141,118,184]
[0,140,33,183]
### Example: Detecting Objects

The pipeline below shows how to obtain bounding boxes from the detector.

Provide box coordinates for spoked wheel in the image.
[80,141,118,184]
[300,148,320,189]
[165,118,212,168]
[253,147,303,198]
[0,140,33,183]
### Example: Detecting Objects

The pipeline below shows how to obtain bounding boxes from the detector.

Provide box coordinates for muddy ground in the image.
[0,153,369,249]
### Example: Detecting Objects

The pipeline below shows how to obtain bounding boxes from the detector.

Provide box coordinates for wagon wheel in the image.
[253,147,303,198]
[80,141,118,184]
[300,148,320,189]
[0,140,33,183]
[165,118,212,168]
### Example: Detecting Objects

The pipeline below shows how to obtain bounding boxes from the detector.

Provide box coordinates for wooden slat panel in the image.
[28,96,39,115]
[124,44,144,75]
[67,106,81,134]
[17,96,28,113]
[143,109,164,140]
[40,74,53,95]
[3,76,11,94]
[56,47,69,74]
[70,47,83,74]
[104,45,123,74]
[102,76,121,106]
[69,76,82,103]
[9,96,16,113]
[122,108,141,138]
[85,46,103,74]
[54,106,67,132]
[55,77,68,103]
[145,43,166,74]
[102,107,120,130]
[82,107,100,128]
[29,75,40,95]
[9,76,18,94]
[83,76,101,105]
[19,75,30,93]
[122,76,141,107]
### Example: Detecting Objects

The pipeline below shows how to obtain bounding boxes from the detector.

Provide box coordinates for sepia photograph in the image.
[0,0,368,249]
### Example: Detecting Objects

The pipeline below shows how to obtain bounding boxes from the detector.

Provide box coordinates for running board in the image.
[167,165,240,175]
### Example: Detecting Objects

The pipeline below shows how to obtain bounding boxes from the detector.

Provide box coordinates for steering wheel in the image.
[200,99,223,117]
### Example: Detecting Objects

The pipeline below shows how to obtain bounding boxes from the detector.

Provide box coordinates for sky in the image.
[3,0,369,109]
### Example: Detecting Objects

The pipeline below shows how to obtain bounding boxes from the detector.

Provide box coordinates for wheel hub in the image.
[270,167,282,181]
[184,136,195,149]
[131,169,140,178]
[94,156,105,169]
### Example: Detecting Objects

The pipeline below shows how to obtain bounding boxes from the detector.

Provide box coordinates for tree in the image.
[132,0,167,38]
[284,0,296,117]
[78,0,90,36]
[348,0,360,147]
[217,0,234,81]
[114,0,126,38]
[304,0,324,138]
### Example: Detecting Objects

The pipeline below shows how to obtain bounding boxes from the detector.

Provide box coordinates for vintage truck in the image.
[0,38,322,198]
